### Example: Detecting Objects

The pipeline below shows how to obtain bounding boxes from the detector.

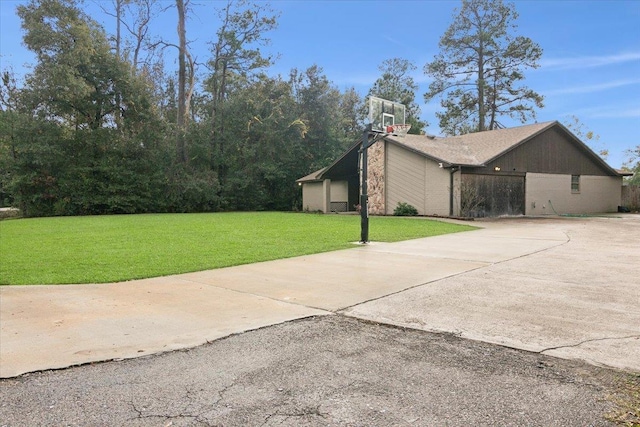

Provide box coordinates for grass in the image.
[606,373,640,427]
[0,212,476,285]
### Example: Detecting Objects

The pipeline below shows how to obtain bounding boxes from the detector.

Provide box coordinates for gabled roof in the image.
[296,167,328,183]
[386,121,555,166]
[386,120,621,176]
[297,121,623,182]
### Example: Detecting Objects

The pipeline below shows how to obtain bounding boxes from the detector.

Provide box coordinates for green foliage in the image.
[424,0,543,135]
[393,202,419,216]
[623,145,640,186]
[0,0,366,217]
[0,212,477,285]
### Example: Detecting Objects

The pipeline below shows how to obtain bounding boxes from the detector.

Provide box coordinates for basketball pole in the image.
[360,125,371,243]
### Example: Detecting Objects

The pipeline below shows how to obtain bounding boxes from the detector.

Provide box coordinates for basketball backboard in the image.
[368,96,406,133]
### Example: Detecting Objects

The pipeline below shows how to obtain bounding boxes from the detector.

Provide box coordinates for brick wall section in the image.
[367,140,386,215]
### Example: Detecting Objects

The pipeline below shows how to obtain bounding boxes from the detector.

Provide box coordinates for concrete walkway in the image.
[1,215,639,378]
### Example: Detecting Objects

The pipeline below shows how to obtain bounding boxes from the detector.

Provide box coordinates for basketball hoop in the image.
[387,123,411,137]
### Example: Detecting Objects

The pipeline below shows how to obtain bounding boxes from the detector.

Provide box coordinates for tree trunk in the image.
[114,0,123,130]
[176,0,187,163]
[477,42,485,132]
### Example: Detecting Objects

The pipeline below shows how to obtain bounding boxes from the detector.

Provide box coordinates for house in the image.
[296,121,626,217]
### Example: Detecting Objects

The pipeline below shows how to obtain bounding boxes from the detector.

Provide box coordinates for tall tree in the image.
[290,65,350,170]
[368,58,426,134]
[12,0,167,216]
[101,0,159,70]
[424,0,543,135]
[175,0,191,163]
[339,87,364,140]
[206,0,278,173]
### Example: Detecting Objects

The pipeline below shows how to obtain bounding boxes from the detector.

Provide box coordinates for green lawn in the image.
[0,212,476,285]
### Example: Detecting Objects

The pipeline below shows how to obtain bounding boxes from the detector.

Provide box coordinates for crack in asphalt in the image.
[127,380,239,426]
[260,404,327,426]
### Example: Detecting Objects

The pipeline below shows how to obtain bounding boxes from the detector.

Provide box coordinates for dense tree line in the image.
[0,0,373,216]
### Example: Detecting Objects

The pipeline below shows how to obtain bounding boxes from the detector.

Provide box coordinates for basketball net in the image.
[386,124,411,137]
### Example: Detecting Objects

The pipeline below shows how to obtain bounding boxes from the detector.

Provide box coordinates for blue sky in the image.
[1,0,639,168]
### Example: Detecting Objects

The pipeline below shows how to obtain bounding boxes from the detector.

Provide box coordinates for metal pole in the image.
[360,127,370,243]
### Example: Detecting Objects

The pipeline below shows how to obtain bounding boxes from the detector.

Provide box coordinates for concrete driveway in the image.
[1,215,639,378]
[345,215,640,372]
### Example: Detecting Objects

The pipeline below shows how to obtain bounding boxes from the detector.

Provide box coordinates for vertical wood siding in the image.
[462,174,525,217]
[481,127,613,176]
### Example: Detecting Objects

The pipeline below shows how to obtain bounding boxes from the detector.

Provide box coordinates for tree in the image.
[368,58,426,134]
[290,65,351,171]
[101,0,160,70]
[17,0,153,131]
[10,0,168,216]
[424,0,543,135]
[623,145,640,185]
[563,115,608,159]
[216,74,307,210]
[338,87,364,140]
[175,0,193,163]
[206,0,278,174]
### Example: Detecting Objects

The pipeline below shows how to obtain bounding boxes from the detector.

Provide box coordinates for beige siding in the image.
[302,180,349,213]
[386,143,426,214]
[526,173,622,215]
[302,182,324,212]
[423,159,451,216]
[331,181,348,201]
[386,143,451,216]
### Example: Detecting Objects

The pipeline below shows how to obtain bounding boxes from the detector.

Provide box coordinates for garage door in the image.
[462,174,525,217]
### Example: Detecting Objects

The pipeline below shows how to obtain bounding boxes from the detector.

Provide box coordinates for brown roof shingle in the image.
[386,121,556,166]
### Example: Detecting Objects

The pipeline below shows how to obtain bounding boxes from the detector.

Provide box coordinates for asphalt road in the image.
[0,316,636,426]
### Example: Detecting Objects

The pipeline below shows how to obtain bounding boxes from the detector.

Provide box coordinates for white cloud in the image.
[540,52,640,70]
[545,78,640,96]
[589,108,640,119]
[563,105,640,119]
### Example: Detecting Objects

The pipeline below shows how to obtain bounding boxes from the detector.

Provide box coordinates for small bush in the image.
[394,202,418,216]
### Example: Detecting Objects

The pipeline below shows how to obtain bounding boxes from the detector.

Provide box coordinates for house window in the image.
[571,175,580,193]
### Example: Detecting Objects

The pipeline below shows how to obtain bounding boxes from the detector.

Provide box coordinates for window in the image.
[571,175,580,193]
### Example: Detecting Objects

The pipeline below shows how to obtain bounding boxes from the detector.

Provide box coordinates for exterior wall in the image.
[423,157,451,216]
[526,173,622,215]
[386,143,426,214]
[386,143,450,216]
[367,140,386,215]
[302,180,349,213]
[330,180,349,212]
[302,182,324,212]
[331,181,348,202]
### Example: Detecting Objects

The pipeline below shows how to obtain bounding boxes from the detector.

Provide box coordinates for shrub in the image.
[394,202,418,216]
